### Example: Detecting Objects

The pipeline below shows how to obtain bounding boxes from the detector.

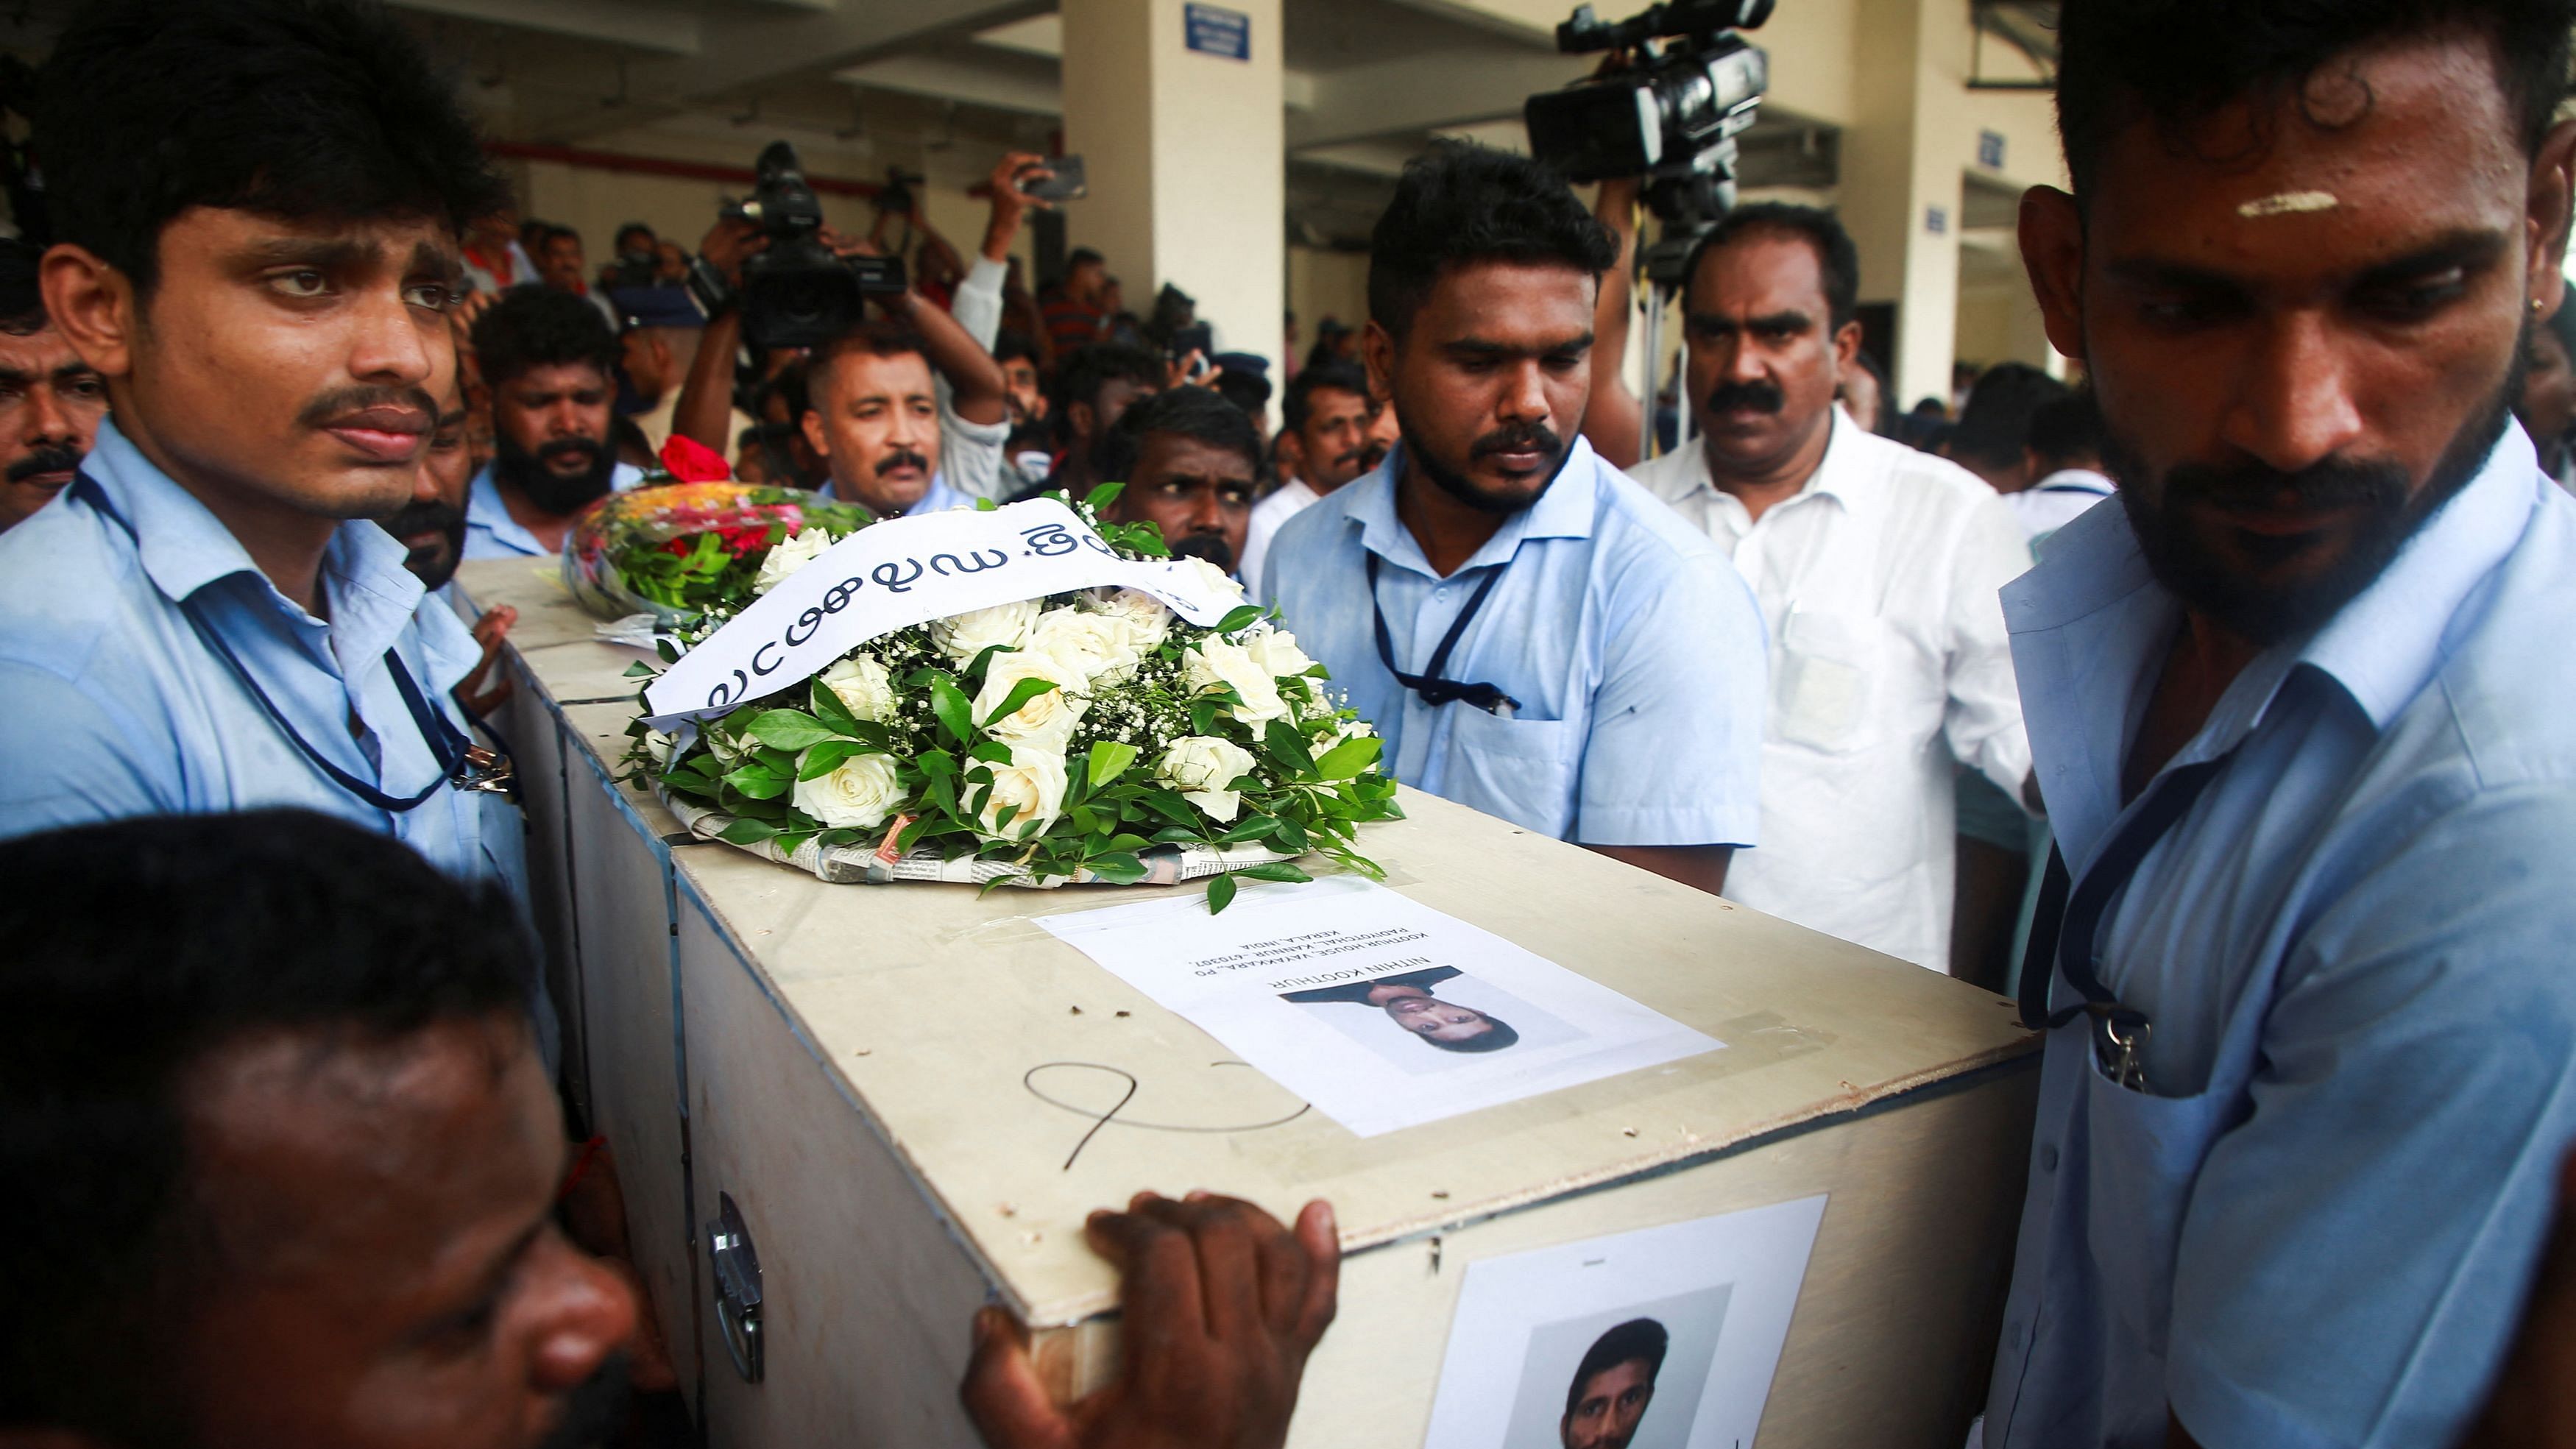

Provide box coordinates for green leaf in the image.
[1221,814,1280,843]
[1150,824,1206,844]
[718,816,780,846]
[1262,719,1317,774]
[1217,603,1264,634]
[1088,739,1139,790]
[723,764,791,800]
[1069,803,1101,835]
[1085,851,1149,884]
[1189,698,1223,736]
[796,740,866,780]
[969,740,1016,765]
[1105,832,1151,852]
[748,709,839,751]
[1234,862,1313,885]
[980,675,1058,729]
[919,749,959,778]
[808,679,860,734]
[1206,872,1238,914]
[1314,734,1383,781]
[623,661,657,679]
[930,673,973,745]
[1085,479,1125,514]
[1268,816,1310,853]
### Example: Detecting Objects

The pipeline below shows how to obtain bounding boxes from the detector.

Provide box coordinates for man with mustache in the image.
[802,311,1012,518]
[463,286,642,558]
[386,378,514,717]
[1242,361,1377,600]
[1263,143,1766,897]
[1092,386,1262,572]
[0,238,106,533]
[1981,2,2576,1446]
[0,0,523,892]
[1622,204,2035,976]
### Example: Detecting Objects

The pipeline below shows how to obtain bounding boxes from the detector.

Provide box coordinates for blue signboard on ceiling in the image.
[1185,2,1250,60]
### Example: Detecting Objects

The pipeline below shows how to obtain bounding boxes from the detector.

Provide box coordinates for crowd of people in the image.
[9,0,2576,1446]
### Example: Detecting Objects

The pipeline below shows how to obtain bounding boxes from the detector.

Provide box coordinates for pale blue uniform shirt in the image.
[461,458,645,559]
[1986,424,2576,1448]
[1262,436,1765,846]
[0,417,523,893]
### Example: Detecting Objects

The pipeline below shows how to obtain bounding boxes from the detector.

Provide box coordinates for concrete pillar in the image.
[1836,0,1960,413]
[1060,0,1287,373]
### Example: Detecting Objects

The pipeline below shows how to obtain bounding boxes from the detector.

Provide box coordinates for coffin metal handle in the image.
[707,1191,765,1384]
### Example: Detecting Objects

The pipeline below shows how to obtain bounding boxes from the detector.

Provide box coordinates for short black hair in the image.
[1420,1013,1520,1053]
[2056,0,2576,205]
[1565,1318,1669,1416]
[1284,361,1372,436]
[470,285,621,389]
[1052,342,1163,444]
[1094,385,1264,485]
[542,224,584,253]
[1948,361,2071,470]
[34,0,509,299]
[1680,202,1863,332]
[2027,390,2107,470]
[1067,247,1105,271]
[994,328,1042,369]
[614,222,657,252]
[0,809,534,1443]
[1367,141,1616,341]
[0,237,45,332]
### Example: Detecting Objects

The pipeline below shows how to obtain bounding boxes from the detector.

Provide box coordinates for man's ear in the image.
[798,406,831,465]
[2527,118,2576,319]
[2018,185,2088,364]
[41,243,135,382]
[1830,318,1864,385]
[1362,321,1397,408]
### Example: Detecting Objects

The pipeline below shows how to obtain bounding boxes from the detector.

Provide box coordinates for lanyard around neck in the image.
[78,473,478,814]
[1365,552,1521,715]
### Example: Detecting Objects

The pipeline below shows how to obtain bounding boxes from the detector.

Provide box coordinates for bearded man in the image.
[462,286,641,559]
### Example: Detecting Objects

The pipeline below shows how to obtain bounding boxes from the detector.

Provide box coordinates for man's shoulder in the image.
[0,494,144,677]
[1588,461,1732,578]
[1269,474,1368,556]
[1623,444,1699,503]
[2424,486,2576,792]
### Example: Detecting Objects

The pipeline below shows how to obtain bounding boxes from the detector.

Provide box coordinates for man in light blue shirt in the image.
[0,0,522,896]
[1985,4,2576,1445]
[463,285,644,559]
[1264,144,1764,895]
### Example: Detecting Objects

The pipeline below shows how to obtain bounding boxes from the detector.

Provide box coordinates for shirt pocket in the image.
[1440,708,1585,840]
[2080,1048,2232,1354]
[1772,609,1897,756]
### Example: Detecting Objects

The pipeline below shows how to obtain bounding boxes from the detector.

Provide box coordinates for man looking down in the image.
[1985,1,2576,1445]
[464,286,641,559]
[1262,142,1766,897]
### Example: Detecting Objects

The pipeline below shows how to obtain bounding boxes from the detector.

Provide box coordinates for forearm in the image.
[672,308,744,455]
[1585,843,1731,896]
[899,291,1010,427]
[952,256,1008,353]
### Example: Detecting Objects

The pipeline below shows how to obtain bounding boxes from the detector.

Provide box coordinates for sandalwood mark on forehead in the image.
[2237,191,2341,219]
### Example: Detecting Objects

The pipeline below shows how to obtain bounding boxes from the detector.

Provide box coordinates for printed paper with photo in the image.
[1037,876,1721,1137]
[1422,1195,1830,1449]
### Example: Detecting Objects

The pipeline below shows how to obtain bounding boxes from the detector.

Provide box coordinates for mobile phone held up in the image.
[1017,155,1088,202]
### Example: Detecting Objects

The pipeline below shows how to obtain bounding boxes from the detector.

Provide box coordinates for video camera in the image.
[1525,0,1772,286]
[720,141,907,350]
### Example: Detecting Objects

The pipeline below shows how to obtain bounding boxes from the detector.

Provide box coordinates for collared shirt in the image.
[1630,409,2034,971]
[0,416,518,889]
[1264,436,1765,847]
[2007,467,2117,544]
[1241,475,1319,599]
[1985,424,2576,1449]
[461,459,645,560]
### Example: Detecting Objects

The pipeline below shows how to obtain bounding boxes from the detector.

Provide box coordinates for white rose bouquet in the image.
[623,486,1399,910]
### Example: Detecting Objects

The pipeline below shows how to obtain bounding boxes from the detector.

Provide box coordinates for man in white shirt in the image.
[2007,390,2117,546]
[1627,203,2034,972]
[1245,361,1376,598]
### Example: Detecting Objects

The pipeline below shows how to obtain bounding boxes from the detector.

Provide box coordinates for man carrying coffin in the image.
[1263,143,1766,896]
[0,0,519,890]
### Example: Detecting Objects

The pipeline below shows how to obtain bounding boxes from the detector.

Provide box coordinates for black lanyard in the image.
[1366,553,1521,715]
[2017,751,2236,1087]
[78,472,485,814]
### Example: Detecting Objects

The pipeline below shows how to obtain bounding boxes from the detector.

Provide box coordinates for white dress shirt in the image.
[1242,475,1318,599]
[2006,467,2117,544]
[1630,408,2034,971]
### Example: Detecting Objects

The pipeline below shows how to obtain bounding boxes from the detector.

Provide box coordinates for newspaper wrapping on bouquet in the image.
[593,487,1401,910]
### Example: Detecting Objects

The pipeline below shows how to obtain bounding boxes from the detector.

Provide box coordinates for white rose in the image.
[707,724,751,766]
[1174,553,1247,604]
[790,750,905,832]
[1086,587,1173,653]
[644,729,679,769]
[1183,638,1289,726]
[932,598,1041,665]
[1028,606,1143,684]
[973,748,1069,841]
[1241,625,1315,681]
[752,525,835,595]
[973,651,1088,752]
[1156,735,1260,823]
[818,654,898,723]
